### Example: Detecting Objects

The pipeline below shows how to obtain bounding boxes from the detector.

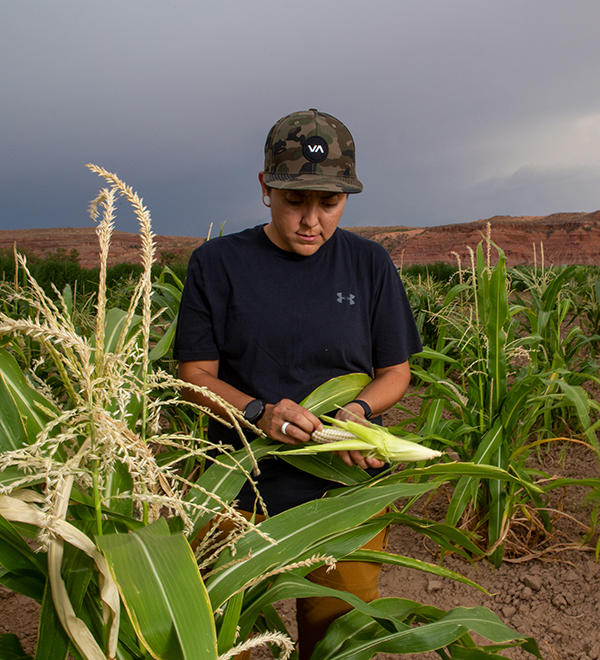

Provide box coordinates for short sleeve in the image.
[370,253,422,368]
[172,249,221,362]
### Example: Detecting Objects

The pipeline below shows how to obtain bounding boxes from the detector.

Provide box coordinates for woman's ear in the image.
[258,171,270,196]
[259,172,272,207]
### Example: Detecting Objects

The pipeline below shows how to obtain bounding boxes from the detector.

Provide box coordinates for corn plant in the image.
[510,264,600,378]
[564,268,600,357]
[402,272,456,357]
[0,169,542,660]
[395,240,600,566]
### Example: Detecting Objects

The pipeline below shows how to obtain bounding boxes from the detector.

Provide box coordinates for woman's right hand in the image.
[256,399,323,445]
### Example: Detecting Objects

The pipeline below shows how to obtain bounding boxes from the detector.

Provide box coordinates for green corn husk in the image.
[272,415,442,464]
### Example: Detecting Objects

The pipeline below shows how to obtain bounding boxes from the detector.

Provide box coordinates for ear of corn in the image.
[272,416,442,463]
[311,428,359,444]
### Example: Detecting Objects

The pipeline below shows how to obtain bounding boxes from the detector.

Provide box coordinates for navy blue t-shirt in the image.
[174,225,422,513]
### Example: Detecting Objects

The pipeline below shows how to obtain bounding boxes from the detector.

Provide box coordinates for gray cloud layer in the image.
[2,1,600,237]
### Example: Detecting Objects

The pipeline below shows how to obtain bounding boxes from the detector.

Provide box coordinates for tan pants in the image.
[296,525,388,660]
[198,510,388,660]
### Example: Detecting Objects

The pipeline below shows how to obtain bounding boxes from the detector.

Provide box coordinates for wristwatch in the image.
[348,399,372,420]
[243,398,267,424]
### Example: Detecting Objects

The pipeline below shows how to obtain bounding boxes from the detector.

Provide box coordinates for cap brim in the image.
[263,173,363,194]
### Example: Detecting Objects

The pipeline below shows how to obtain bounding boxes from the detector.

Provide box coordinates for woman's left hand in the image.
[334,403,385,470]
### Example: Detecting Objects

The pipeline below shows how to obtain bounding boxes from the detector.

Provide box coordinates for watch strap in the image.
[348,399,372,420]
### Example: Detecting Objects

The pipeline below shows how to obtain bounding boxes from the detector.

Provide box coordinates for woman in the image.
[174,108,422,658]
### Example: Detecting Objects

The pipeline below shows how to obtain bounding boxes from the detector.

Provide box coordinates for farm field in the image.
[2,442,598,660]
[1,171,599,660]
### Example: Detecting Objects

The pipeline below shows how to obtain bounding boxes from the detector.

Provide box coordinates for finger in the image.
[276,420,310,445]
[349,450,370,470]
[286,407,322,434]
[266,399,322,443]
[336,450,354,467]
[365,456,385,469]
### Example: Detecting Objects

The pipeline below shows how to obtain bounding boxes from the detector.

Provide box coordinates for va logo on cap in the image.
[303,136,329,163]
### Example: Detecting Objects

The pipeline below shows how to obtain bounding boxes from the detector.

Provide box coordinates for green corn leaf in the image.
[293,518,391,577]
[0,634,33,660]
[344,549,488,594]
[236,519,391,641]
[501,374,544,440]
[548,378,599,453]
[540,476,600,491]
[251,603,298,660]
[410,370,468,409]
[217,590,244,655]
[148,316,178,362]
[414,347,460,366]
[0,514,47,582]
[206,481,434,611]
[0,372,29,452]
[62,284,73,319]
[152,282,183,317]
[387,512,482,558]
[155,267,185,292]
[102,460,134,518]
[541,265,577,312]
[0,349,59,444]
[311,598,435,660]
[446,421,505,528]
[0,569,45,603]
[442,282,472,306]
[239,573,406,644]
[98,518,218,660]
[423,398,445,436]
[311,601,540,660]
[34,580,71,660]
[380,460,539,492]
[476,242,490,327]
[280,453,370,485]
[184,437,274,538]
[0,467,42,490]
[100,308,142,354]
[299,373,372,417]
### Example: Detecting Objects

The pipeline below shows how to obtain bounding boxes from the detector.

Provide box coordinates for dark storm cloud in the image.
[1,1,600,237]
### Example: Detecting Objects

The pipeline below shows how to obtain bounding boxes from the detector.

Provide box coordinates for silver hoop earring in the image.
[263,195,271,208]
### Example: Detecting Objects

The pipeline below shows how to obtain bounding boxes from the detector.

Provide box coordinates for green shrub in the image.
[402,261,458,283]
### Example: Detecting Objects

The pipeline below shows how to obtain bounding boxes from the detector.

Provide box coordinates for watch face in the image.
[244,399,265,423]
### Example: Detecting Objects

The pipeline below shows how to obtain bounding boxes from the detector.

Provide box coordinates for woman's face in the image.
[260,172,347,257]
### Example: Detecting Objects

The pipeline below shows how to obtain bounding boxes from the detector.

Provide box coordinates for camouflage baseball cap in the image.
[263,109,363,194]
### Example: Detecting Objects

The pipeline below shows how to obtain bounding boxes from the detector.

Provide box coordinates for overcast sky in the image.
[2,1,600,237]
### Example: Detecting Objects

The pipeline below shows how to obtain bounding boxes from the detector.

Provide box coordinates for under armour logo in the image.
[337,292,355,305]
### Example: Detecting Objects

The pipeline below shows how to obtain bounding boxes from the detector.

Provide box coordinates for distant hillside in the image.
[0,228,203,269]
[349,211,600,267]
[1,211,599,268]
